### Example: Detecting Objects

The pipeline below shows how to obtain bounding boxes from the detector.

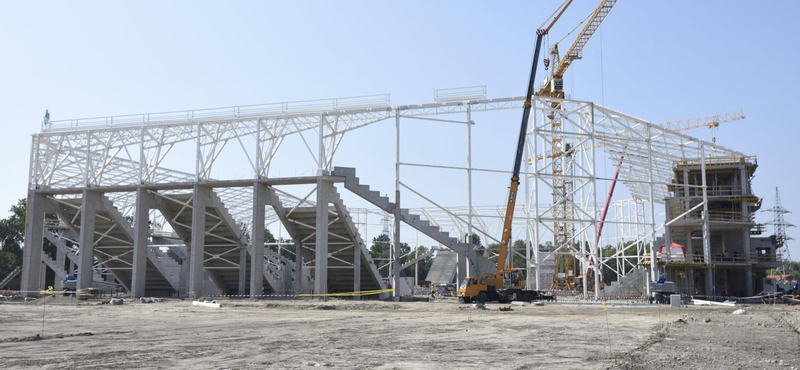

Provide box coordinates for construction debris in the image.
[192,300,221,308]
[691,299,736,307]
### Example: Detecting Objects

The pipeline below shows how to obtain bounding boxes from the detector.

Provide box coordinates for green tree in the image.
[369,234,414,277]
[599,241,639,285]
[0,200,27,279]
[767,260,800,280]
[485,239,542,269]
[404,245,434,280]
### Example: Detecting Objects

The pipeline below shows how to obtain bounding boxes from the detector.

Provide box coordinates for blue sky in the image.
[1,1,798,257]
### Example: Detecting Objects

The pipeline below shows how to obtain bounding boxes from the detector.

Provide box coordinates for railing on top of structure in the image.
[433,86,486,102]
[41,94,391,133]
[675,155,757,167]
[642,252,782,266]
[667,206,755,223]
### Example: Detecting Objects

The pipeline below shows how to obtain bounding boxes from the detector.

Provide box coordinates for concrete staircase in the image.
[329,188,388,291]
[52,195,177,295]
[603,268,647,297]
[150,249,181,291]
[156,190,297,295]
[332,166,495,275]
[154,190,250,294]
[263,247,295,293]
[425,249,458,285]
[0,266,21,290]
[41,253,68,282]
[273,186,385,293]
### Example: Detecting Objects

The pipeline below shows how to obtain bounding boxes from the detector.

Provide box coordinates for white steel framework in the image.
[28,93,748,298]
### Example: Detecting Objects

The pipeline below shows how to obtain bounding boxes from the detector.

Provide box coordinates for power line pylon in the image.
[763,187,794,276]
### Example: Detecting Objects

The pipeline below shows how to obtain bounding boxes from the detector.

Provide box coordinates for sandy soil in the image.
[610,306,800,370]
[0,296,796,369]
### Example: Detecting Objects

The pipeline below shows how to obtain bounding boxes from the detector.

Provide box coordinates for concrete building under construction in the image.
[658,158,782,297]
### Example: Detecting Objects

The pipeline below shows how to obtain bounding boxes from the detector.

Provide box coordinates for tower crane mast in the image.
[537,0,617,292]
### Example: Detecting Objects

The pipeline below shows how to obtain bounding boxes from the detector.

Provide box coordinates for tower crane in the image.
[536,0,617,291]
[656,109,746,143]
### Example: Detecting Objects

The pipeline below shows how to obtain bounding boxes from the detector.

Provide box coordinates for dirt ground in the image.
[610,305,800,370]
[0,296,797,369]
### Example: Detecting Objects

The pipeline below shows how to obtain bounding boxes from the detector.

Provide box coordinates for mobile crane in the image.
[457,2,574,304]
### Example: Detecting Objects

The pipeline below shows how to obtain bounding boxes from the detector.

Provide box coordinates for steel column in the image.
[393,109,401,297]
[700,144,713,295]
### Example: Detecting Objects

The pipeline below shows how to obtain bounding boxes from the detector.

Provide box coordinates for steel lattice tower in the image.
[763,187,794,275]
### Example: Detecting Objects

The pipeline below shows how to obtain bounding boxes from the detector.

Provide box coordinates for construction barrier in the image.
[205,294,297,299]
[2,287,107,298]
[297,289,394,298]
[204,288,394,299]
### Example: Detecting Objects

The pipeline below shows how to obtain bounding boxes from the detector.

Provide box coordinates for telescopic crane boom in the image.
[496,0,573,274]
[495,29,546,274]
[458,3,572,304]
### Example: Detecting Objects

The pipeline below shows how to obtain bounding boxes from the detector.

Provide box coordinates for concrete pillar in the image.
[54,249,65,290]
[467,246,478,277]
[21,191,46,297]
[457,252,466,284]
[131,187,152,298]
[705,270,714,297]
[315,180,331,296]
[250,183,267,297]
[664,224,672,258]
[353,241,361,300]
[745,265,754,296]
[238,247,247,295]
[179,254,189,297]
[39,261,47,290]
[189,185,210,298]
[294,241,302,293]
[77,190,101,291]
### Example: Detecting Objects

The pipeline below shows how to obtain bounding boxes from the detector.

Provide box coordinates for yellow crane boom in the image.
[656,109,746,132]
[538,0,617,97]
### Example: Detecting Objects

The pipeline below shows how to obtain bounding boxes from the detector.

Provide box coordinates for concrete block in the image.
[670,294,681,307]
